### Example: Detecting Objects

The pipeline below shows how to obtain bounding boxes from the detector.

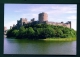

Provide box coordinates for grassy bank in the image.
[6,37,76,41]
[42,38,76,41]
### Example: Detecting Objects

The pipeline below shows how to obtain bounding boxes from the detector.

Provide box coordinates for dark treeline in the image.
[7,24,76,39]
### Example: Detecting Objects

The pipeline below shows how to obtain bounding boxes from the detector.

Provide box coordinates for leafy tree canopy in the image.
[7,24,76,39]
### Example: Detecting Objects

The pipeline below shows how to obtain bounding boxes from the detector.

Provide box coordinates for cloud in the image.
[30,4,77,15]
[14,9,27,12]
[21,14,29,18]
[30,6,49,12]
[14,9,30,13]
[31,14,38,18]
[65,11,76,13]
[67,16,76,20]
[5,4,77,30]
[21,13,38,18]
[14,4,77,17]
[71,21,77,30]
[4,21,17,29]
[14,4,77,15]
[48,6,76,15]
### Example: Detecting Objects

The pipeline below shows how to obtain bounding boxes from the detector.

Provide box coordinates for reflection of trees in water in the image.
[4,38,76,54]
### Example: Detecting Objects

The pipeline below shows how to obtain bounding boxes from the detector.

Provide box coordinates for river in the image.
[4,38,76,55]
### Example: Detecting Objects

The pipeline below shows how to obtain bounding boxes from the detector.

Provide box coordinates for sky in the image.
[4,4,77,30]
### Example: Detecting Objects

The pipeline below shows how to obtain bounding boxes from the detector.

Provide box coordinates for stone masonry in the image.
[10,12,71,29]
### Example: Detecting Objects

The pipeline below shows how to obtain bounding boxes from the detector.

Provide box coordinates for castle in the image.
[10,12,71,29]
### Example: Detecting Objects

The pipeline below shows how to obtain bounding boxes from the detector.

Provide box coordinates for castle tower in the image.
[20,18,23,26]
[20,18,27,26]
[13,24,15,27]
[38,12,48,23]
[31,18,35,22]
[65,21,71,28]
[68,21,71,28]
[10,26,12,29]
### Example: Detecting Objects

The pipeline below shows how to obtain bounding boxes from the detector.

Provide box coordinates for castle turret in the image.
[31,18,35,22]
[20,18,23,26]
[13,24,15,27]
[10,26,12,29]
[65,21,71,28]
[61,22,63,23]
[38,12,48,23]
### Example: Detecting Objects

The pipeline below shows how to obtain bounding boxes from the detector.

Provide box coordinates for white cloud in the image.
[14,4,77,16]
[14,9,29,12]
[71,21,77,30]
[4,21,17,29]
[67,16,76,20]
[5,4,77,30]
[31,14,38,18]
[65,11,76,13]
[30,6,49,12]
[48,6,76,15]
[21,14,28,18]
[30,5,77,15]
[21,13,38,18]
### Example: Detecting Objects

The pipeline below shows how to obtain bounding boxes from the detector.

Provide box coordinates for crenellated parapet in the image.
[47,21,71,28]
[9,12,71,29]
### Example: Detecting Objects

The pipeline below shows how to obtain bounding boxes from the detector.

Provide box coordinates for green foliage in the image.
[7,24,76,39]
[17,26,26,39]
[12,30,19,37]
[7,29,13,38]
[27,27,35,39]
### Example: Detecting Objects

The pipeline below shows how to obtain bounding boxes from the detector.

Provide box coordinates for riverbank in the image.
[6,37,76,41]
[42,38,76,41]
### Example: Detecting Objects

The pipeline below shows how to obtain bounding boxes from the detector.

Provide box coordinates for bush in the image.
[7,24,76,39]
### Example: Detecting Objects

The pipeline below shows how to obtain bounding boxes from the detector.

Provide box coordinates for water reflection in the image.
[4,38,76,55]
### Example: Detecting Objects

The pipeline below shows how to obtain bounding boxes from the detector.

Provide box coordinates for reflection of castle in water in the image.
[4,35,7,38]
[10,12,71,29]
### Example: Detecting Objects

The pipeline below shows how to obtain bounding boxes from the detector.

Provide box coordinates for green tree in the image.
[27,27,35,39]
[7,23,76,39]
[7,29,13,38]
[12,30,19,37]
[17,26,26,39]
[56,29,63,37]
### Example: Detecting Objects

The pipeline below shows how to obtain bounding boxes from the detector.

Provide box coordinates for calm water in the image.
[4,38,76,55]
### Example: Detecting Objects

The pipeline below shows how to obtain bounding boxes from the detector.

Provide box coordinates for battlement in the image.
[10,12,71,29]
[31,18,35,22]
[47,21,71,28]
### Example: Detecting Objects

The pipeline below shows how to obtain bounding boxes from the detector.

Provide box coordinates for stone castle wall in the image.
[47,21,71,28]
[10,12,71,29]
